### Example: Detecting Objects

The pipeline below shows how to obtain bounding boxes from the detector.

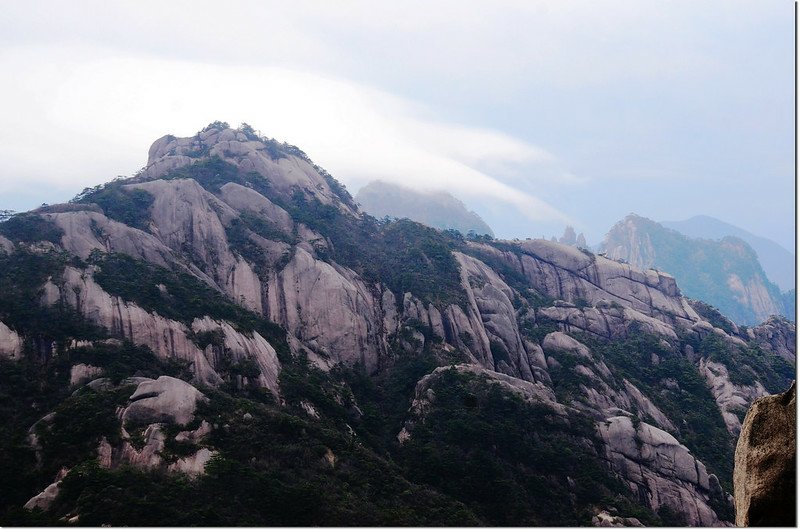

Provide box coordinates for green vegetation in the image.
[689,300,737,335]
[285,189,468,308]
[73,183,154,231]
[66,340,191,384]
[338,352,442,449]
[0,340,197,522]
[0,214,63,244]
[90,252,288,356]
[161,156,468,308]
[397,368,660,526]
[580,330,734,493]
[162,156,273,196]
[0,139,777,526]
[36,385,130,476]
[519,313,560,344]
[0,357,71,521]
[0,248,107,349]
[225,212,293,274]
[48,432,478,526]
[70,177,155,231]
[607,217,787,324]
[691,333,794,392]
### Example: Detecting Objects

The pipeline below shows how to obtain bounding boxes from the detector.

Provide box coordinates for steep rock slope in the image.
[0,122,794,526]
[601,214,791,325]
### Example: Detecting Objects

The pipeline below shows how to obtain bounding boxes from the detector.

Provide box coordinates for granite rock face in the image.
[264,246,385,371]
[143,126,356,214]
[749,316,796,364]
[40,266,280,394]
[734,382,796,527]
[5,124,796,525]
[699,359,769,436]
[69,363,104,386]
[121,376,207,426]
[465,240,696,327]
[23,468,69,511]
[397,364,563,444]
[597,416,721,526]
[0,321,23,359]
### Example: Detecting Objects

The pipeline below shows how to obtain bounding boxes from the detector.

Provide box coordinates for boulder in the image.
[541,332,592,360]
[0,321,22,359]
[121,376,207,426]
[734,382,796,526]
[119,424,166,470]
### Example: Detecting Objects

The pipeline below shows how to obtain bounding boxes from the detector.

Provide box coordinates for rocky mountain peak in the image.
[601,213,791,325]
[0,125,795,526]
[142,121,358,215]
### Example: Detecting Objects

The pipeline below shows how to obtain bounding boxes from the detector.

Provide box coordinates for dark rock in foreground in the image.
[734,382,796,526]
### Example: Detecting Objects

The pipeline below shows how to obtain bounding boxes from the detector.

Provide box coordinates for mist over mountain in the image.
[0,123,794,526]
[355,181,494,237]
[662,215,794,293]
[601,214,793,326]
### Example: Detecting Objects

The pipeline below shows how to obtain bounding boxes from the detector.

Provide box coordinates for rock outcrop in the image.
[749,316,796,364]
[41,267,280,394]
[601,214,790,325]
[0,321,23,359]
[733,382,796,527]
[47,210,176,268]
[143,125,356,215]
[397,364,562,444]
[597,415,721,526]
[5,123,796,526]
[264,246,384,371]
[121,376,207,426]
[23,468,69,512]
[537,304,678,341]
[69,363,104,386]
[591,510,644,527]
[699,359,768,436]
[167,448,218,477]
[466,240,697,328]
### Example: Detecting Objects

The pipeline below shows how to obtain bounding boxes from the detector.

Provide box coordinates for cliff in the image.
[0,122,794,526]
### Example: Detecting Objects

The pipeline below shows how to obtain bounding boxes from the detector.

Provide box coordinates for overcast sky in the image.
[0,1,794,249]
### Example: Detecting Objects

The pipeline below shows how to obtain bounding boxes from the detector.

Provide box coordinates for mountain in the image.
[0,122,794,526]
[600,214,793,326]
[355,180,494,237]
[662,215,794,292]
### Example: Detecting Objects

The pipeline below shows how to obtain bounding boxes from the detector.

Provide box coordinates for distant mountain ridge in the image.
[355,180,494,237]
[601,214,792,325]
[662,215,794,292]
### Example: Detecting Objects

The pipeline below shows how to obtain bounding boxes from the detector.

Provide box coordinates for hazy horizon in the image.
[0,1,794,249]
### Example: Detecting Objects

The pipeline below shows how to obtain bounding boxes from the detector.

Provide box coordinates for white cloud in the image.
[0,45,572,224]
